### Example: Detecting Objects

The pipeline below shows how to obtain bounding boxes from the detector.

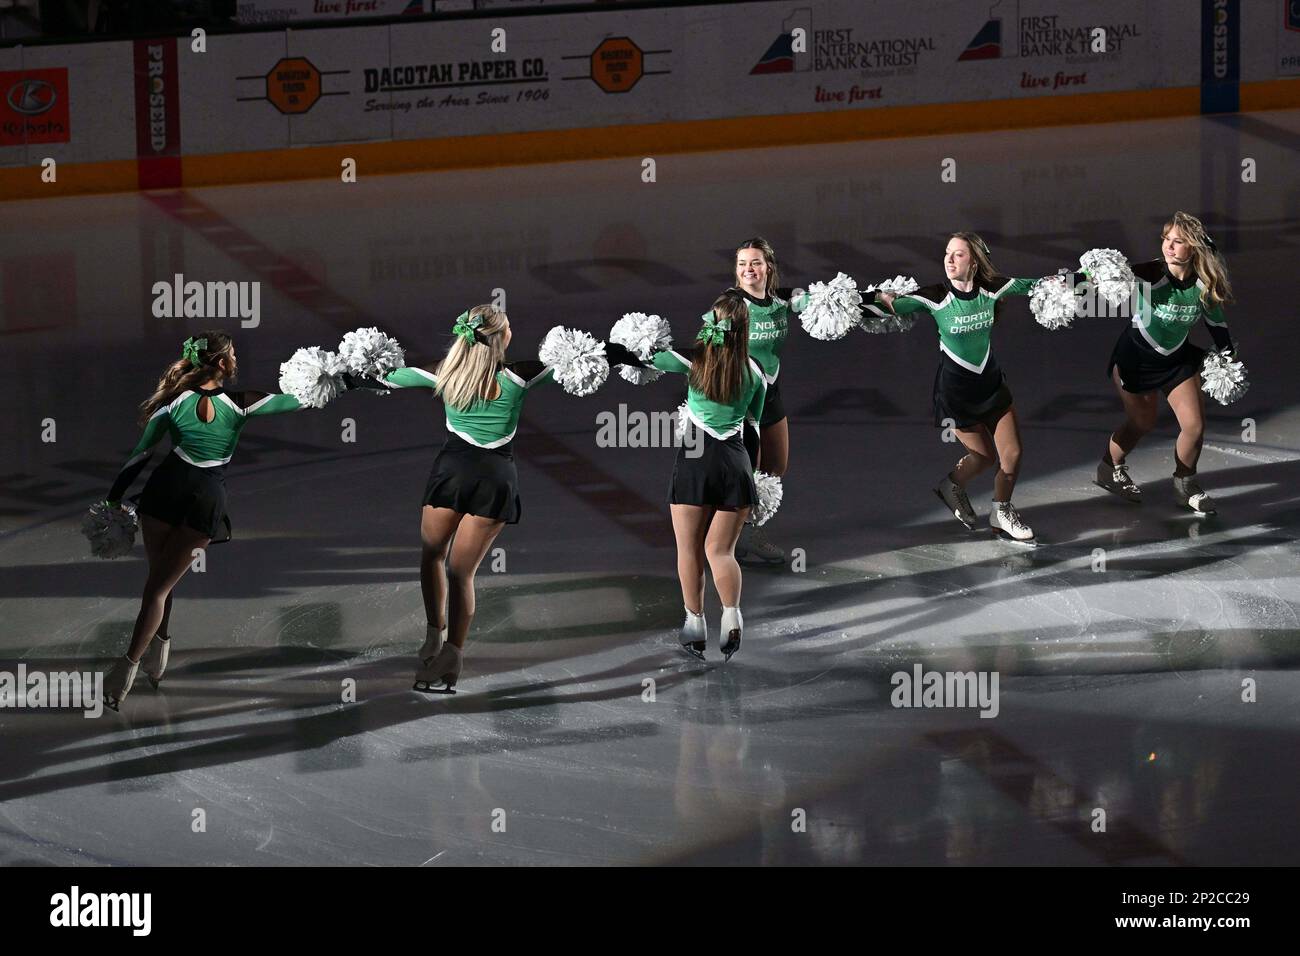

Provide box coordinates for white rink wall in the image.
[0,0,1296,195]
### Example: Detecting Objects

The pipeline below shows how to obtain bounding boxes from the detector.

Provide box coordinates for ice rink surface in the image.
[2,110,1298,864]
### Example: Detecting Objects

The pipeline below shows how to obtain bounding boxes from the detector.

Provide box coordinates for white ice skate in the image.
[104,656,140,712]
[141,634,170,689]
[680,607,707,661]
[720,606,743,662]
[990,501,1035,545]
[413,643,462,695]
[1173,475,1216,515]
[934,474,977,530]
[418,624,448,664]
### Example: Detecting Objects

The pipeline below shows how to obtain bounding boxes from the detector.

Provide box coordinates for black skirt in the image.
[423,434,521,524]
[135,452,232,543]
[669,423,757,510]
[933,354,1013,428]
[1107,326,1205,395]
[759,377,786,427]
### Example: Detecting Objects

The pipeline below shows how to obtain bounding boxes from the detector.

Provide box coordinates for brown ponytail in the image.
[948,231,1010,322]
[689,290,751,404]
[138,330,235,424]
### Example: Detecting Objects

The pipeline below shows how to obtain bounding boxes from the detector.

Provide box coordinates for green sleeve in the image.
[1003,277,1037,297]
[1203,302,1228,328]
[651,350,692,375]
[244,393,304,416]
[747,377,767,426]
[888,294,932,316]
[384,366,439,389]
[131,410,171,457]
[107,409,171,503]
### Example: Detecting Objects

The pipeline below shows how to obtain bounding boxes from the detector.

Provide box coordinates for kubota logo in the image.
[6,78,57,115]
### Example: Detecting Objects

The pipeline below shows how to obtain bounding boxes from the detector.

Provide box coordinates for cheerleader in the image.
[729,238,804,567]
[1093,212,1234,514]
[866,233,1039,543]
[378,305,639,692]
[617,289,766,660]
[100,333,314,710]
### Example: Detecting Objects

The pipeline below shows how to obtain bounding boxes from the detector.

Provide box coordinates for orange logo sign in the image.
[590,38,644,93]
[267,58,321,114]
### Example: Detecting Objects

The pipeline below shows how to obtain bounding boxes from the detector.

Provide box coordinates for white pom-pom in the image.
[619,365,662,386]
[750,471,783,527]
[338,327,405,380]
[859,275,919,334]
[873,275,919,296]
[800,272,863,341]
[539,326,609,397]
[80,501,138,559]
[1200,349,1249,405]
[1029,275,1078,330]
[674,402,690,445]
[610,312,671,384]
[279,347,347,409]
[1079,248,1135,308]
[611,311,671,358]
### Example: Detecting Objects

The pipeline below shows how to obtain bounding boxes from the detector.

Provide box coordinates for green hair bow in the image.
[181,336,208,366]
[452,311,483,344]
[696,315,730,347]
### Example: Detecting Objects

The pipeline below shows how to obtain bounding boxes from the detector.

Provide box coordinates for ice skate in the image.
[720,606,743,662]
[418,624,448,664]
[1173,474,1216,515]
[934,474,977,529]
[679,607,707,661]
[990,501,1035,545]
[104,656,140,712]
[141,634,170,689]
[736,523,784,566]
[1094,460,1142,502]
[413,643,462,694]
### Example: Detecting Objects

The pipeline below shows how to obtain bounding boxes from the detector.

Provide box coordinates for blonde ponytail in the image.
[435,305,509,411]
[1164,211,1233,309]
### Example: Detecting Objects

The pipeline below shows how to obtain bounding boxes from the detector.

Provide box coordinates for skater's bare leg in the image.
[1107,367,1159,465]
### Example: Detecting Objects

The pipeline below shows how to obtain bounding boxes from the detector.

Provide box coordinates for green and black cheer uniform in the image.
[1107,260,1233,394]
[645,347,767,509]
[726,287,808,428]
[382,361,554,524]
[384,342,642,523]
[107,387,305,541]
[865,276,1035,428]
